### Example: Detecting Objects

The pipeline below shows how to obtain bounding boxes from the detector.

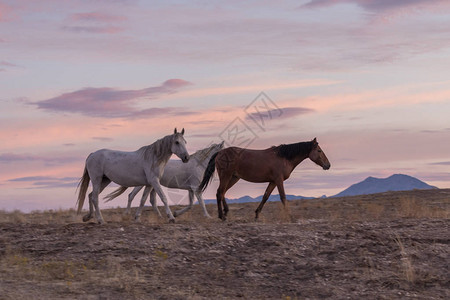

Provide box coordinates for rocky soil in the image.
[0,189,449,299]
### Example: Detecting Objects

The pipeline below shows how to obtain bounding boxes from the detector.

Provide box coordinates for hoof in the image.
[82,214,92,222]
[168,218,176,223]
[173,211,179,218]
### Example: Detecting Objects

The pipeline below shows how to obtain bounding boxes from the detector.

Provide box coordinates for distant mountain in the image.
[204,194,315,205]
[333,174,437,197]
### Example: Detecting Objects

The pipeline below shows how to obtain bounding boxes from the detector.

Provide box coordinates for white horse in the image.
[77,128,189,224]
[104,141,224,218]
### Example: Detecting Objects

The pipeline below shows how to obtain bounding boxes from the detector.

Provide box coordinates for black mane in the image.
[275,141,312,160]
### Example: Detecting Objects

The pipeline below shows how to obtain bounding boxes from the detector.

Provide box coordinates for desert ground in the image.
[0,189,449,299]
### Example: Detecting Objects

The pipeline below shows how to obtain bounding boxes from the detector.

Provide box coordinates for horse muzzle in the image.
[323,163,331,170]
[181,154,190,163]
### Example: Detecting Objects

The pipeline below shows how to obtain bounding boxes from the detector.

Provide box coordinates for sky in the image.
[1,0,450,212]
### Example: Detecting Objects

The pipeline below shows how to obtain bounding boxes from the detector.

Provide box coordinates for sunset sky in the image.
[1,0,450,212]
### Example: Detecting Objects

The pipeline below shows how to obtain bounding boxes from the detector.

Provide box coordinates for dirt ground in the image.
[0,189,449,299]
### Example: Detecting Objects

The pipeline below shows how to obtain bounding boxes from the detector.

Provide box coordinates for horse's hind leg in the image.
[135,186,152,221]
[91,176,111,224]
[223,176,239,218]
[174,190,194,217]
[255,182,276,220]
[216,175,239,220]
[83,192,95,222]
[125,186,143,215]
[216,183,227,220]
[195,189,211,218]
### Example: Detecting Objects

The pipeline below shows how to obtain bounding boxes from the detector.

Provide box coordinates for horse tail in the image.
[76,166,90,214]
[104,186,128,203]
[198,152,218,193]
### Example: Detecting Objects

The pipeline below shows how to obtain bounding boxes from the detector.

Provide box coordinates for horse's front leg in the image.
[255,182,276,220]
[276,180,292,221]
[149,188,162,218]
[276,180,287,206]
[151,180,176,223]
[174,189,194,217]
[134,186,152,222]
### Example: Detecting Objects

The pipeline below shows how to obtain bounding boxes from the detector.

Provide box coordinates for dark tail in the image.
[76,167,90,214]
[198,152,218,193]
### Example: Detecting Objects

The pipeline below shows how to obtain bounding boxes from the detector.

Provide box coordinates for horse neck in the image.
[289,152,309,168]
[144,135,174,165]
[191,147,215,166]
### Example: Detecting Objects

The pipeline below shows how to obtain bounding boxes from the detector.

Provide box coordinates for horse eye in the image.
[318,149,322,153]
[175,141,179,145]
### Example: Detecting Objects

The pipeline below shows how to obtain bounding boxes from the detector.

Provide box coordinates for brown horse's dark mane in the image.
[274,141,312,161]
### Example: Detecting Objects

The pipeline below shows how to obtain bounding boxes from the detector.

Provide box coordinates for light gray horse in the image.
[77,128,189,224]
[104,141,224,218]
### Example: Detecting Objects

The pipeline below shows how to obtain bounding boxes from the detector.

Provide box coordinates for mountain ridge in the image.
[332,174,437,197]
[204,194,316,205]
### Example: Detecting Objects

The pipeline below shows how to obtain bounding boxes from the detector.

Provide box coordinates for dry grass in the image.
[393,234,416,284]
[1,189,448,225]
[0,246,147,299]
[397,196,449,218]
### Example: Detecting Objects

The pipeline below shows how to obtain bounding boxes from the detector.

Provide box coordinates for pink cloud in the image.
[62,25,123,34]
[68,12,127,23]
[0,61,18,67]
[0,3,12,22]
[34,79,193,118]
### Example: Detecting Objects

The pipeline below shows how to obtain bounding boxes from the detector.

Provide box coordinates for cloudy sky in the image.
[1,0,449,212]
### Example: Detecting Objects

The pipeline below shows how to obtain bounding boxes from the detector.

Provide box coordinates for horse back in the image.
[216,147,284,182]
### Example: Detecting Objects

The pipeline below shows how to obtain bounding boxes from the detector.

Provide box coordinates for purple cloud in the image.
[63,11,127,34]
[34,79,193,118]
[92,137,114,142]
[429,161,450,166]
[302,0,447,13]
[246,106,314,122]
[0,153,81,164]
[8,176,79,189]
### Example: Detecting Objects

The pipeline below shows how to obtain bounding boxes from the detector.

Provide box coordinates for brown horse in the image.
[198,138,330,220]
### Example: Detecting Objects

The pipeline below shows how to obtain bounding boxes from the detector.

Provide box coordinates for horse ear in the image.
[312,137,318,146]
[181,128,185,135]
[174,128,177,134]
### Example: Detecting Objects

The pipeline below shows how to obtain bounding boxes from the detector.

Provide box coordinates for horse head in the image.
[309,138,331,170]
[173,128,189,163]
